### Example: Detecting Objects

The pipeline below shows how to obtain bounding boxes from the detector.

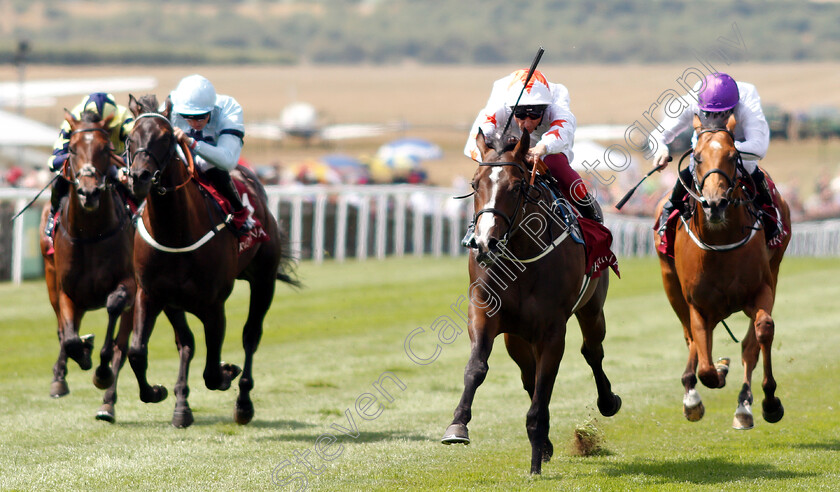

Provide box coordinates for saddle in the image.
[535,178,619,279]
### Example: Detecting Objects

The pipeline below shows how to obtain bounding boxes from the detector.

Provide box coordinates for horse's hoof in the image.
[96,403,115,423]
[172,407,194,428]
[598,393,622,417]
[733,402,754,430]
[235,397,255,425]
[65,336,94,371]
[542,438,554,463]
[683,402,705,422]
[762,397,784,423]
[50,380,70,398]
[441,423,470,445]
[92,366,115,390]
[140,384,168,404]
[217,362,242,391]
[715,357,730,387]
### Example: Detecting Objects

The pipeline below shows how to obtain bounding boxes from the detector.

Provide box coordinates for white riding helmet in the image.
[505,69,553,107]
[171,74,217,115]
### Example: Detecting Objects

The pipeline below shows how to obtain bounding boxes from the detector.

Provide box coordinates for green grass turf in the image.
[0,256,838,491]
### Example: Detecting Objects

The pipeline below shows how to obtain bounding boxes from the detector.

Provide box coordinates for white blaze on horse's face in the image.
[474,167,503,251]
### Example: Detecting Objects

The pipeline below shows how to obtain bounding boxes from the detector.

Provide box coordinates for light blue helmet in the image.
[171,74,216,115]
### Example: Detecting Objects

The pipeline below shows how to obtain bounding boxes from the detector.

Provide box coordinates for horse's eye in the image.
[68,146,76,155]
[470,181,476,190]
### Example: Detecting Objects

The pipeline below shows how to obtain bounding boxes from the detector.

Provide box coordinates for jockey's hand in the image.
[117,167,129,185]
[653,149,671,170]
[172,127,191,146]
[526,143,547,169]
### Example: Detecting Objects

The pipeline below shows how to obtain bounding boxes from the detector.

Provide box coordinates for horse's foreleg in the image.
[200,303,240,392]
[442,311,499,446]
[235,276,275,425]
[748,286,783,424]
[128,289,168,404]
[58,293,93,371]
[94,284,132,390]
[96,308,133,423]
[165,307,195,428]
[526,331,565,475]
[690,308,727,389]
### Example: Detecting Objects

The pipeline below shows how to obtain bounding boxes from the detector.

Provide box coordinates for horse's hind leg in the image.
[128,289,168,404]
[504,334,553,463]
[442,310,500,446]
[94,284,133,390]
[51,328,70,398]
[235,274,276,425]
[165,308,196,428]
[200,302,241,392]
[745,286,783,426]
[96,308,133,423]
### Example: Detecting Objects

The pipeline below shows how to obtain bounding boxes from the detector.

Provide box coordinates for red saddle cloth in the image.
[577,217,620,279]
[194,173,269,253]
[656,175,790,257]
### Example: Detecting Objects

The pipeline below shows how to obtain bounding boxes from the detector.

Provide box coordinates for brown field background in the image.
[6,62,840,209]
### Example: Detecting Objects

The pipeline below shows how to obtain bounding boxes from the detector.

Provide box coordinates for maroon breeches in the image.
[544,153,588,204]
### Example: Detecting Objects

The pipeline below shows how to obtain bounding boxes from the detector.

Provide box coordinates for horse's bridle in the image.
[472,160,540,245]
[126,113,187,194]
[678,127,748,210]
[65,127,115,192]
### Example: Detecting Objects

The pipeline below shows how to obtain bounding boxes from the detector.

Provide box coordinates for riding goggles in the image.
[513,106,546,120]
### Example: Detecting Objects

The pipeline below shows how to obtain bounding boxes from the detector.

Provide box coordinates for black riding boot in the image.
[658,167,692,234]
[204,167,244,212]
[203,167,253,234]
[576,193,603,223]
[45,178,69,237]
[750,168,779,239]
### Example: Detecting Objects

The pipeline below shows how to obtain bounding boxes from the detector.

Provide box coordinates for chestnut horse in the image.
[38,111,135,423]
[125,95,298,427]
[655,115,791,429]
[441,131,621,474]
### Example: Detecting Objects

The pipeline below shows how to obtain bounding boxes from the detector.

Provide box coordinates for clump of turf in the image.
[571,417,605,456]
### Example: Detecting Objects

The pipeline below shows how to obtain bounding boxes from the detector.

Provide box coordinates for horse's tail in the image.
[276,226,303,289]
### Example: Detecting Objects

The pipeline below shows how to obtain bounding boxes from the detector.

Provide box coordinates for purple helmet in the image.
[697,73,739,112]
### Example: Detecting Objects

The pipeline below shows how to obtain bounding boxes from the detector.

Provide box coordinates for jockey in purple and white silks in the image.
[170,74,253,234]
[651,72,778,242]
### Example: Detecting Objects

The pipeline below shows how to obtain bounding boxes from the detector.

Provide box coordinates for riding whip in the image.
[614,158,670,210]
[9,174,59,223]
[500,46,545,139]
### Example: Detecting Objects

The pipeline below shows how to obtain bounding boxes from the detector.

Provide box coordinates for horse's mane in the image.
[79,110,102,123]
[135,94,161,114]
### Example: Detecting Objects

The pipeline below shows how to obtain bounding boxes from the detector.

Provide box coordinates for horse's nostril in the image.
[487,237,499,251]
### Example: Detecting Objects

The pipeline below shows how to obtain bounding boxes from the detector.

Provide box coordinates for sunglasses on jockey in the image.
[513,106,546,120]
[698,108,733,127]
[180,112,210,121]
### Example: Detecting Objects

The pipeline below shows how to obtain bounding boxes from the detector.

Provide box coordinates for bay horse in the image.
[654,114,791,429]
[441,130,621,474]
[38,111,136,423]
[125,95,298,428]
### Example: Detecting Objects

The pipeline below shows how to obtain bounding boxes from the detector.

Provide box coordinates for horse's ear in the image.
[476,129,489,159]
[128,94,142,117]
[64,109,79,130]
[162,96,173,119]
[513,126,530,162]
[692,113,703,133]
[726,114,737,132]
